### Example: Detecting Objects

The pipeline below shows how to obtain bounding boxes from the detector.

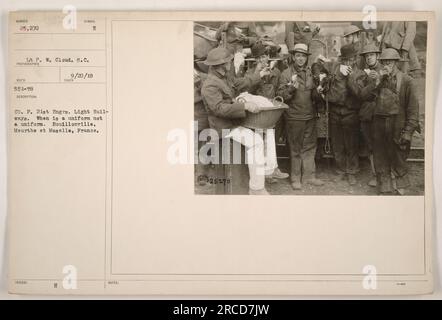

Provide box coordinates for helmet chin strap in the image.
[213,63,228,76]
[369,61,378,69]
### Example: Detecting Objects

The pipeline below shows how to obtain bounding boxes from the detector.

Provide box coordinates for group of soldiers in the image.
[194,22,421,195]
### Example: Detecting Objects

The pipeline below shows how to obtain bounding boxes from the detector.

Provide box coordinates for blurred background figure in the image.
[285,21,321,47]
[342,25,365,69]
[378,21,422,74]
[215,22,258,54]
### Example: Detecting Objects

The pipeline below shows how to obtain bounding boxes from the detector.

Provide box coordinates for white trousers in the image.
[226,126,278,190]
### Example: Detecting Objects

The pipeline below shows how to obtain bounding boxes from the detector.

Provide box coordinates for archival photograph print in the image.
[194,21,427,195]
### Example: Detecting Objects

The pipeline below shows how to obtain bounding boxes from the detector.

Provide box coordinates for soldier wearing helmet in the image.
[378,21,421,74]
[343,25,361,44]
[368,47,420,194]
[202,47,270,132]
[285,21,321,49]
[351,43,384,187]
[215,22,258,54]
[342,24,365,69]
[201,47,274,195]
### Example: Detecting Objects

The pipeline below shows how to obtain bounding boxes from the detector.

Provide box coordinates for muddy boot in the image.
[265,177,278,184]
[306,178,325,186]
[347,174,357,186]
[368,176,377,187]
[291,181,302,190]
[334,172,346,182]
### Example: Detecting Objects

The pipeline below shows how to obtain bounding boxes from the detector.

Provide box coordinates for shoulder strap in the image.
[396,71,403,93]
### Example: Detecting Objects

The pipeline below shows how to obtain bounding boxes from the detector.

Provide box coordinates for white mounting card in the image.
[7,11,434,295]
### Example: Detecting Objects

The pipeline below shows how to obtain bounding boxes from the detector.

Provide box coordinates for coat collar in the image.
[369,61,382,71]
[208,67,226,80]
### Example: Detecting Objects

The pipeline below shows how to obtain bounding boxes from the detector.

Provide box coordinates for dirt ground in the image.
[195,157,424,196]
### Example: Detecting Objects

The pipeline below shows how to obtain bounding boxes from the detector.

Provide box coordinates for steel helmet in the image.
[379,48,401,60]
[360,43,381,55]
[203,47,234,66]
[343,25,361,37]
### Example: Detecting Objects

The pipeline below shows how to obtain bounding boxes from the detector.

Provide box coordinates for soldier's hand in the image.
[398,143,408,151]
[400,132,412,143]
[259,67,271,78]
[398,132,412,150]
[244,101,260,113]
[368,70,379,80]
[383,64,393,75]
[339,65,351,76]
[256,61,269,72]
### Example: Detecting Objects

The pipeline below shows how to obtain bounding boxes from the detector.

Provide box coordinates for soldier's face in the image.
[341,56,355,67]
[294,52,307,67]
[382,60,397,74]
[224,61,232,72]
[258,55,269,66]
[215,61,231,75]
[365,53,378,67]
[382,59,396,68]
[344,34,358,44]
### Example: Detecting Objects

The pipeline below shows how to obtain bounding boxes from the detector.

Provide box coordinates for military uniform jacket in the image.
[277,65,317,121]
[373,69,420,139]
[201,68,261,136]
